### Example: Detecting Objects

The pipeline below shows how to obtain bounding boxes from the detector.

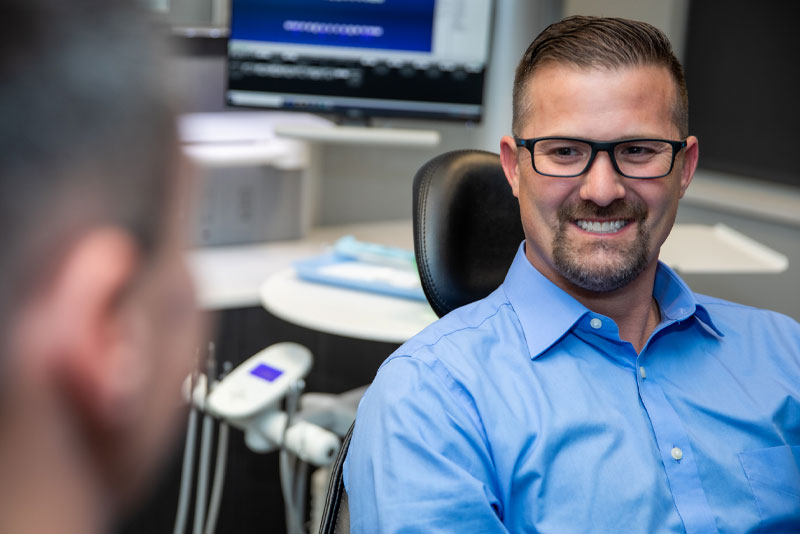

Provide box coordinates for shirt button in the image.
[671,447,683,461]
[639,366,647,379]
[590,318,602,329]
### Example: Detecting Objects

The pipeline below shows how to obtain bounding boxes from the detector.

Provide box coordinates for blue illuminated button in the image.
[250,363,284,382]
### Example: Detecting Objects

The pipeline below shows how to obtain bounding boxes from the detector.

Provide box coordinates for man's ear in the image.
[500,135,521,198]
[678,135,699,198]
[17,228,143,429]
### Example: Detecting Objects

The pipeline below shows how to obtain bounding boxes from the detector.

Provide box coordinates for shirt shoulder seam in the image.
[401,300,515,357]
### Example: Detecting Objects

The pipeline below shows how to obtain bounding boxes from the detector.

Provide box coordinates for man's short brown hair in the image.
[512,15,689,138]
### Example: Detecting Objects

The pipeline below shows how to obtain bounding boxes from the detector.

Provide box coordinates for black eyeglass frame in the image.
[514,136,688,179]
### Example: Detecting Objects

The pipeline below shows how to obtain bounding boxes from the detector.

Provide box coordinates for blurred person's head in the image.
[0,1,201,531]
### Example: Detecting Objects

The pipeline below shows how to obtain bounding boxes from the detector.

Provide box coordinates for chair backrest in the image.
[413,149,524,317]
[317,422,353,534]
[317,150,523,534]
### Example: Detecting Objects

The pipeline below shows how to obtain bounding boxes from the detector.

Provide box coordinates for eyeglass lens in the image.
[532,139,676,178]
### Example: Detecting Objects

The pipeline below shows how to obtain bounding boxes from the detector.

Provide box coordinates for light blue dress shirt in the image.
[344,244,800,533]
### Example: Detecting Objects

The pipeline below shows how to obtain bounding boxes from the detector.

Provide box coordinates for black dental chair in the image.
[317,149,524,534]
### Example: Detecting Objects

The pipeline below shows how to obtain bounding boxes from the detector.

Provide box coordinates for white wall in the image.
[164,0,228,27]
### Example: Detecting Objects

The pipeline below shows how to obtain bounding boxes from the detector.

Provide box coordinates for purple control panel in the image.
[250,363,283,382]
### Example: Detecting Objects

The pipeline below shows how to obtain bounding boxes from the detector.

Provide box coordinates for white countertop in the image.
[188,219,416,311]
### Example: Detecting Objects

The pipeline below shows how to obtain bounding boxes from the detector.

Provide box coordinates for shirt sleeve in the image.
[344,354,508,534]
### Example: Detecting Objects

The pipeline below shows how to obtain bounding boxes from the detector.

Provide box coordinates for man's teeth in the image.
[576,220,628,233]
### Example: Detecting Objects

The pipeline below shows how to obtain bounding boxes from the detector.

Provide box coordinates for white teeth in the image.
[576,220,627,233]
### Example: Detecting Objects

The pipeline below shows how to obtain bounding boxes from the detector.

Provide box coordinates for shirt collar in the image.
[501,244,589,359]
[652,260,724,337]
[501,243,724,360]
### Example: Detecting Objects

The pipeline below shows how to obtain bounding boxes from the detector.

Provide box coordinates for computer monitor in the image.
[226,0,494,123]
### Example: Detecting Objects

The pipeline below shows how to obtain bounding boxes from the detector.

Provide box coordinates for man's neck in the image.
[529,252,662,354]
[0,383,109,534]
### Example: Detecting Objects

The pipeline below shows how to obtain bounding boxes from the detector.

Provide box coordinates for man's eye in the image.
[619,142,665,157]
[549,145,583,157]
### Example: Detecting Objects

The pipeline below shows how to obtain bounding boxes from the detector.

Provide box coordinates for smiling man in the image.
[345,16,800,534]
[503,61,695,354]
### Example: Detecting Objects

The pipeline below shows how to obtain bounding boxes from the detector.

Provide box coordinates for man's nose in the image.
[579,151,626,207]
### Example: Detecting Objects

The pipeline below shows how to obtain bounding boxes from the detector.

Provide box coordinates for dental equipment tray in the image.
[293,253,426,301]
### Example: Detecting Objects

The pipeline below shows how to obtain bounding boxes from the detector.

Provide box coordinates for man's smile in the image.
[574,219,632,234]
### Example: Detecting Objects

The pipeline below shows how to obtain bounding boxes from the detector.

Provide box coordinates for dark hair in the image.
[512,15,688,137]
[0,0,178,334]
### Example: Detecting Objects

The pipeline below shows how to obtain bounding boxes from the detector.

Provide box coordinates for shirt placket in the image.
[636,349,719,534]
[582,313,719,534]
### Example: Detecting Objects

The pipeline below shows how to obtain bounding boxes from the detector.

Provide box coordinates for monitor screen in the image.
[226,0,493,122]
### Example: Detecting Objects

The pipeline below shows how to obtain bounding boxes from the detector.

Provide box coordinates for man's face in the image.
[501,63,698,294]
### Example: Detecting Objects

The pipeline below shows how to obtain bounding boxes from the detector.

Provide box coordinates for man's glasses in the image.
[514,137,687,179]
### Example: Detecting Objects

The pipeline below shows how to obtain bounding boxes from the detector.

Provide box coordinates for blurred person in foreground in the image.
[346,16,800,534]
[0,1,201,533]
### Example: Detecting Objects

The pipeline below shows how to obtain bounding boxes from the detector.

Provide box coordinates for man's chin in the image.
[554,250,649,293]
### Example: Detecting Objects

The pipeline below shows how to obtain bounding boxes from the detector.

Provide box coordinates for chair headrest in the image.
[413,150,525,318]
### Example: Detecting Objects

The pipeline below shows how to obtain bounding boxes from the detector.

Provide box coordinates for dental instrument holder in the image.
[191,342,342,466]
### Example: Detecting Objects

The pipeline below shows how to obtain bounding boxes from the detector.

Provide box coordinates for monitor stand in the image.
[273,120,440,148]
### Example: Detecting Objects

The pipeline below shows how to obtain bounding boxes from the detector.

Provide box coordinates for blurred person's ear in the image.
[14,228,145,430]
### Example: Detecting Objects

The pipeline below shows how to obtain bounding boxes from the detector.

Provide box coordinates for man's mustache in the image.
[557,199,647,224]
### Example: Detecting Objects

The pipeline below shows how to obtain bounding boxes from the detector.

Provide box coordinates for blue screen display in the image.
[250,363,284,382]
[230,0,435,52]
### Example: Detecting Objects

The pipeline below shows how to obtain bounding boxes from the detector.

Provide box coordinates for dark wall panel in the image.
[684,1,799,187]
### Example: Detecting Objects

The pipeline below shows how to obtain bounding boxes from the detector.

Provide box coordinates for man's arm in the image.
[344,355,508,534]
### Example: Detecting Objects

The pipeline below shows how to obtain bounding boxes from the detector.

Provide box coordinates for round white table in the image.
[260,268,438,344]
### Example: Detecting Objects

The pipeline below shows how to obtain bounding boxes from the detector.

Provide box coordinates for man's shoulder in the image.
[696,293,796,319]
[695,292,800,333]
[384,287,522,368]
[361,287,528,437]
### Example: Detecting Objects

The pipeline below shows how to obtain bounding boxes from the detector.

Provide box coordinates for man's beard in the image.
[552,199,650,292]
